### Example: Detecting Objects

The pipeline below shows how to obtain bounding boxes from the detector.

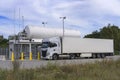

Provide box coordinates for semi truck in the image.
[41,37,114,60]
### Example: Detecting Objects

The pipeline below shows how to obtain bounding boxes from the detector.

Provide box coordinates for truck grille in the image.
[42,50,47,57]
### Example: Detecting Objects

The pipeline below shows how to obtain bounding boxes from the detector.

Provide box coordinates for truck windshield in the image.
[41,42,50,48]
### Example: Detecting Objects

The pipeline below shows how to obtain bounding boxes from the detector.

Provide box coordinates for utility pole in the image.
[14,8,16,40]
[60,17,66,37]
[13,8,16,60]
[22,16,24,29]
[19,8,21,31]
[42,22,47,27]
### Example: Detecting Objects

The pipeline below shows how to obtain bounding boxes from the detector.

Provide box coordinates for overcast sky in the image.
[0,0,120,38]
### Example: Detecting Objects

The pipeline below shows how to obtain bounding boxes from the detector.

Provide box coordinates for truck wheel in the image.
[101,54,105,58]
[97,54,101,58]
[52,54,58,60]
[92,54,96,58]
[70,54,75,59]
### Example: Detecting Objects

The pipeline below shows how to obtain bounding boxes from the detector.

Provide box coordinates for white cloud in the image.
[90,0,120,16]
[53,1,82,9]
[0,25,16,37]
[1,0,120,38]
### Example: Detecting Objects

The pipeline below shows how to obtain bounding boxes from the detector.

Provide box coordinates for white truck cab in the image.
[41,37,61,59]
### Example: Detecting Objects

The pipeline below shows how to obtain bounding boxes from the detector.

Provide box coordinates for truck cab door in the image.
[49,42,59,54]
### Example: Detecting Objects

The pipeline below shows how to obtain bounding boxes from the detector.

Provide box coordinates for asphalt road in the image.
[0,55,120,70]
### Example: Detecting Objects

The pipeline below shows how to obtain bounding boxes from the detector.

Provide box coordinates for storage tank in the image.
[25,25,80,39]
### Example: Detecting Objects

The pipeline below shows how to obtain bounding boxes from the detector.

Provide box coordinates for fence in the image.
[0,47,9,59]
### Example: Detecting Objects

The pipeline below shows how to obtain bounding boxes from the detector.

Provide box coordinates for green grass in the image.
[1,60,120,80]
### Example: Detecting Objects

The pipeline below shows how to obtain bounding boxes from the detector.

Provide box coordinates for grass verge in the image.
[0,59,120,80]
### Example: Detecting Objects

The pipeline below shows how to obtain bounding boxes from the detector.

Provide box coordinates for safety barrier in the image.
[21,52,24,61]
[11,52,14,61]
[11,51,41,61]
[37,52,40,60]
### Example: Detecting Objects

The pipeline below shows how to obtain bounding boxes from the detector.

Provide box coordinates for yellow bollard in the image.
[29,52,32,60]
[21,52,24,61]
[37,52,40,60]
[11,52,15,61]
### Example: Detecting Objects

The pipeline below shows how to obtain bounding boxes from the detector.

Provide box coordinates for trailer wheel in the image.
[101,54,105,58]
[70,54,76,59]
[97,54,101,58]
[52,54,58,60]
[92,54,96,58]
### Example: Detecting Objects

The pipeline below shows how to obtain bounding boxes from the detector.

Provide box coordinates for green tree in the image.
[84,30,100,38]
[0,36,8,48]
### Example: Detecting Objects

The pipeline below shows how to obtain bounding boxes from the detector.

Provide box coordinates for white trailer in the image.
[41,37,114,60]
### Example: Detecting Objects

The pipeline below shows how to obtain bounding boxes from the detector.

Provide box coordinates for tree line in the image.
[0,36,8,48]
[84,24,120,54]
